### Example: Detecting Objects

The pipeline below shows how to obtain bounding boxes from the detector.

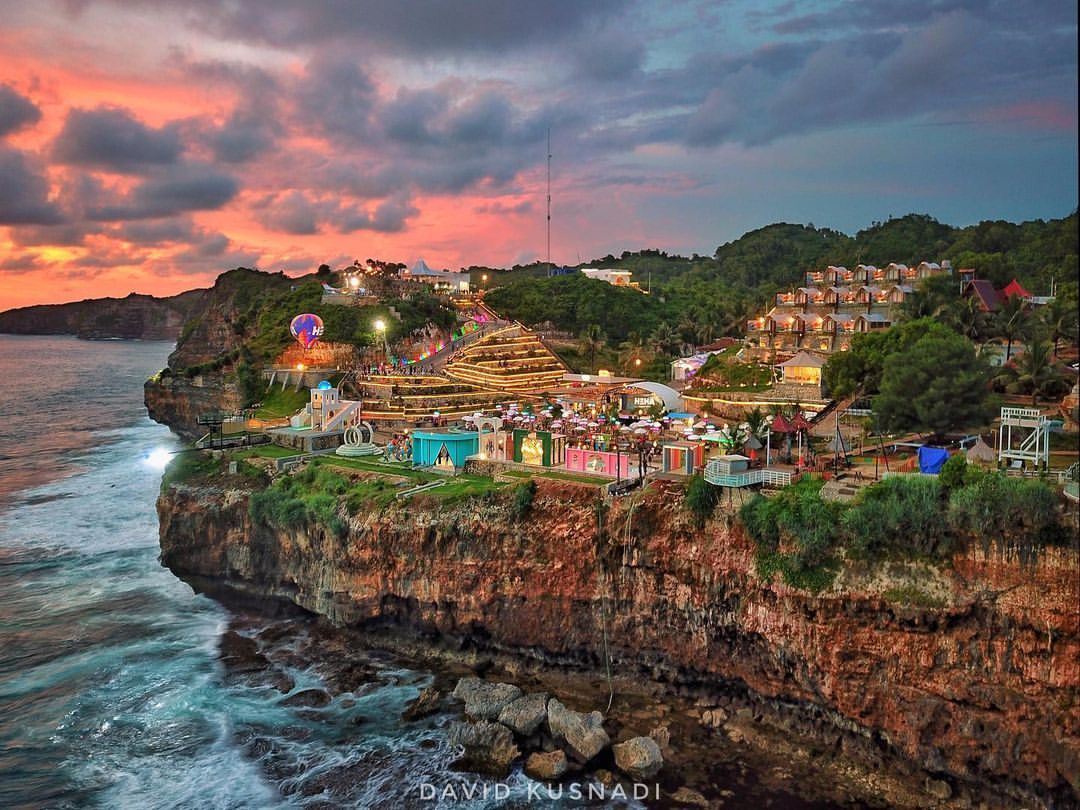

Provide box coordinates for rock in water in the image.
[524,750,568,781]
[451,677,522,721]
[447,720,521,777]
[498,692,548,736]
[613,736,664,780]
[402,686,442,721]
[280,688,332,709]
[546,698,610,763]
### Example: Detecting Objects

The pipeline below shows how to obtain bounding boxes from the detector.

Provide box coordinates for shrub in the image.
[685,474,721,528]
[947,473,1066,565]
[511,480,537,521]
[842,475,953,560]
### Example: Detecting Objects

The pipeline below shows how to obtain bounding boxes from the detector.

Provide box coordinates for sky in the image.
[0,0,1076,310]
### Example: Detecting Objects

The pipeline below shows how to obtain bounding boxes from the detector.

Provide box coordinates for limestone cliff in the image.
[158,477,1079,808]
[0,289,206,340]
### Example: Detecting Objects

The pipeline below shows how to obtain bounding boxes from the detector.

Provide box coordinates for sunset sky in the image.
[0,0,1076,310]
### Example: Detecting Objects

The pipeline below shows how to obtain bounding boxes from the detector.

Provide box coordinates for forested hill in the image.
[0,289,208,341]
[484,212,1078,340]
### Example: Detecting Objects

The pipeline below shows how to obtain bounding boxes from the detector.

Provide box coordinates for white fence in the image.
[703,462,792,489]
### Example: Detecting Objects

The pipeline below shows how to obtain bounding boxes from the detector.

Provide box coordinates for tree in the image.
[579,324,606,371]
[948,473,1065,563]
[900,273,956,321]
[992,294,1027,362]
[1039,296,1079,359]
[994,337,1066,406]
[946,295,990,343]
[822,318,953,398]
[874,331,992,436]
[650,321,683,357]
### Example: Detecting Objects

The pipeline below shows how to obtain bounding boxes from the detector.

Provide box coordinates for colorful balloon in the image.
[290,313,324,350]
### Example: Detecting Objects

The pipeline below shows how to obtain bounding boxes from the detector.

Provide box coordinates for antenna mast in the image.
[546,128,552,271]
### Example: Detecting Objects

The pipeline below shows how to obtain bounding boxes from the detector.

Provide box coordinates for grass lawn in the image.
[232,444,296,459]
[253,387,309,419]
[501,469,607,486]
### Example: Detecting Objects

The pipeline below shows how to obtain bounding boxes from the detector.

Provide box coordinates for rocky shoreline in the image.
[159,475,1079,809]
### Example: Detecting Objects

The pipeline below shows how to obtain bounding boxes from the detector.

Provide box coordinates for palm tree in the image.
[693,319,716,348]
[678,308,702,347]
[649,322,682,357]
[579,324,606,371]
[996,337,1059,406]
[993,295,1028,363]
[947,296,989,343]
[744,406,768,440]
[1040,296,1079,359]
[617,332,650,373]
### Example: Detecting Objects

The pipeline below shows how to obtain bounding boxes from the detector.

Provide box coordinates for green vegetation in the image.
[510,480,537,521]
[874,330,993,436]
[252,386,310,419]
[684,473,722,528]
[739,461,1070,593]
[882,585,946,609]
[691,348,773,392]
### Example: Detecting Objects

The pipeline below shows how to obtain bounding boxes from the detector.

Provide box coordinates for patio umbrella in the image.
[634,428,648,435]
[693,420,709,429]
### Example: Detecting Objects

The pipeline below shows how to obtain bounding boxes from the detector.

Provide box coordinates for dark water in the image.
[0,336,848,810]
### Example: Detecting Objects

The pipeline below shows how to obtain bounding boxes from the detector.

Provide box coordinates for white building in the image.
[400,259,471,292]
[580,267,638,289]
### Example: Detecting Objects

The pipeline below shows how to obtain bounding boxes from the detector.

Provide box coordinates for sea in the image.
[0,336,848,810]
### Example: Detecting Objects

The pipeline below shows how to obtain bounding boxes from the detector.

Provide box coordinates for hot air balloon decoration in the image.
[289,313,324,350]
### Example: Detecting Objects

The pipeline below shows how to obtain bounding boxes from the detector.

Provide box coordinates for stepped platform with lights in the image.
[443,325,568,393]
[353,375,515,421]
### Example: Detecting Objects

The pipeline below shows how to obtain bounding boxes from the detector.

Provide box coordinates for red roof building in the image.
[1001,279,1031,300]
[963,279,1004,312]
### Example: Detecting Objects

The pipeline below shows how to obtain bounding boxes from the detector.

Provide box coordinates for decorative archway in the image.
[474,416,506,461]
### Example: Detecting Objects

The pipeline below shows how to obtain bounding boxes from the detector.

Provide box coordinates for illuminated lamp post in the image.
[348,275,360,294]
[374,318,389,362]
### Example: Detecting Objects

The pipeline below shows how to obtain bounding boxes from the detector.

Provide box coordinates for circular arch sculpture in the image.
[336,420,380,457]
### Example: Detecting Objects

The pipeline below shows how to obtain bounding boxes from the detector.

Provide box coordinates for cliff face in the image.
[159,477,1079,807]
[144,373,244,441]
[0,289,206,340]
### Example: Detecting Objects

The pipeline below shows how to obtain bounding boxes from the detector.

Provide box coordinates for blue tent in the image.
[918,446,950,475]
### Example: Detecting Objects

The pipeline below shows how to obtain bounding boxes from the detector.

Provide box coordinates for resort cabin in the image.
[855,313,892,332]
[794,287,826,306]
[886,284,914,305]
[796,313,825,333]
[580,268,639,289]
[764,313,797,332]
[856,285,887,305]
[916,261,941,280]
[853,264,879,283]
[822,313,857,334]
[400,259,471,292]
[805,270,825,285]
[883,263,909,282]
[745,316,766,333]
[775,291,796,306]
[824,286,856,306]
[777,350,825,386]
[824,266,852,284]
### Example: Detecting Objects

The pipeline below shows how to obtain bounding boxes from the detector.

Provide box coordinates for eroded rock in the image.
[403,686,442,721]
[452,677,523,721]
[613,736,664,780]
[498,692,548,736]
[447,720,520,777]
[524,750,568,781]
[546,698,610,763]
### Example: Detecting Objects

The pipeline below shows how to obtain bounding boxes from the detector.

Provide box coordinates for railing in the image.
[703,461,791,488]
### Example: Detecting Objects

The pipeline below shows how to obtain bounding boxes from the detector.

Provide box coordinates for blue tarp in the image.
[918,445,950,475]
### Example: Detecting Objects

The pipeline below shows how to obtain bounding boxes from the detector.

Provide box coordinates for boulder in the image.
[452,677,522,721]
[447,720,521,777]
[498,692,548,736]
[523,750,568,781]
[924,777,952,801]
[670,786,709,806]
[280,688,332,709]
[701,708,728,729]
[546,698,610,763]
[649,724,671,750]
[402,686,442,721]
[613,736,664,780]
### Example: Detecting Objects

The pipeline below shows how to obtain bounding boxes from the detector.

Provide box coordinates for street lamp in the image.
[348,275,360,292]
[374,318,389,360]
